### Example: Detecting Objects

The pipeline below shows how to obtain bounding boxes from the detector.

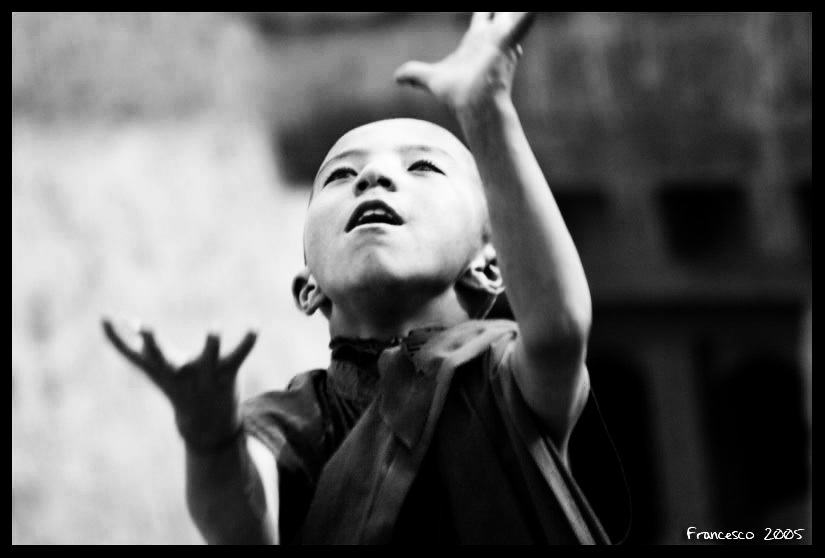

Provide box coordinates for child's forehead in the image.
[318,119,475,173]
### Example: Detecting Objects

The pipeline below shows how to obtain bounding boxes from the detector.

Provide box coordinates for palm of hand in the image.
[102,319,257,451]
[395,12,535,110]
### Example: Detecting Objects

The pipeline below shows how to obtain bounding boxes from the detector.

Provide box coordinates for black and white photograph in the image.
[12,12,812,545]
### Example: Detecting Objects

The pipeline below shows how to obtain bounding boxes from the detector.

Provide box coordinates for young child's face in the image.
[303,118,488,305]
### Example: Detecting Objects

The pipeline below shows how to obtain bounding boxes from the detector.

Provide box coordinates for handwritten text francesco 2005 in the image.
[686,527,805,542]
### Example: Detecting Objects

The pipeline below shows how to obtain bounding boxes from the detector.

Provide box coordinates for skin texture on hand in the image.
[103,318,276,544]
[102,318,257,452]
[394,12,535,112]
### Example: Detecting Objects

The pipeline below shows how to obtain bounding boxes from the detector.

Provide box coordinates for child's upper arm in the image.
[245,435,280,544]
[510,337,591,457]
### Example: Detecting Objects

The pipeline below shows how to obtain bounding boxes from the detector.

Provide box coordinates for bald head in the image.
[297,116,499,321]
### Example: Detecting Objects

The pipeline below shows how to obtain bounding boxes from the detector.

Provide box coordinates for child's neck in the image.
[327,288,469,342]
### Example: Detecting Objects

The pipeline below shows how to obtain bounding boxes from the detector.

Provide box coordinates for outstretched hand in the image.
[102,318,257,452]
[394,12,536,111]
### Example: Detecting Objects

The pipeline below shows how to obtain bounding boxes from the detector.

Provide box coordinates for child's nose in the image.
[354,166,395,195]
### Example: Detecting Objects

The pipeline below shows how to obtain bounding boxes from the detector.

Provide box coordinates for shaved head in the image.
[299,116,496,320]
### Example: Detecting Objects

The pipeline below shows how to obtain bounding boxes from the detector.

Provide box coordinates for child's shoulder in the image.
[402,318,519,372]
[241,367,328,453]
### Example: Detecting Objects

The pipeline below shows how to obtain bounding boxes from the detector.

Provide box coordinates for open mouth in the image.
[345,200,404,232]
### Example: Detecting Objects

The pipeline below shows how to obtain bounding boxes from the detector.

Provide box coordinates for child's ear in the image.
[292,268,329,316]
[457,244,505,318]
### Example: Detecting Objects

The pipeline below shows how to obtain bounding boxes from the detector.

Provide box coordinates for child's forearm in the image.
[185,437,276,545]
[394,12,590,445]
[456,95,592,359]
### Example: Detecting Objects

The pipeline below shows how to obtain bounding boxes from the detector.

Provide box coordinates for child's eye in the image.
[324,167,357,186]
[408,160,444,175]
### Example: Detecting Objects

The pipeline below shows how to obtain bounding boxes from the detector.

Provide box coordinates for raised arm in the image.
[102,319,279,544]
[395,13,591,451]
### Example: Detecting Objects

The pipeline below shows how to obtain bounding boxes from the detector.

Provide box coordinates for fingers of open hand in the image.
[102,318,171,391]
[196,333,221,369]
[138,329,169,369]
[394,61,434,91]
[470,12,494,30]
[502,12,536,46]
[102,318,144,369]
[219,331,258,375]
[475,12,535,50]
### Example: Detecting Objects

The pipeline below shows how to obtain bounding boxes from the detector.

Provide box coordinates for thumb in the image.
[394,60,435,91]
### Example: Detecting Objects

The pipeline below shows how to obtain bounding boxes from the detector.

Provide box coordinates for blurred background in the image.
[12,12,811,545]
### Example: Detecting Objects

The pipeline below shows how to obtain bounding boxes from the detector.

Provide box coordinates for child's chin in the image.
[337,259,429,294]
[348,262,409,288]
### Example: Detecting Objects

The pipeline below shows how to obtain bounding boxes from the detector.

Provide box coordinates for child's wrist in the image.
[180,424,244,456]
[453,90,514,117]
[176,414,244,455]
[453,92,518,133]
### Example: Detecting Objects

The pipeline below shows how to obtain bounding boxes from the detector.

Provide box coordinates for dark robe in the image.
[242,320,630,545]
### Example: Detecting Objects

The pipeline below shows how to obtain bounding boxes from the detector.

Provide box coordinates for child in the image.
[103,12,629,544]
